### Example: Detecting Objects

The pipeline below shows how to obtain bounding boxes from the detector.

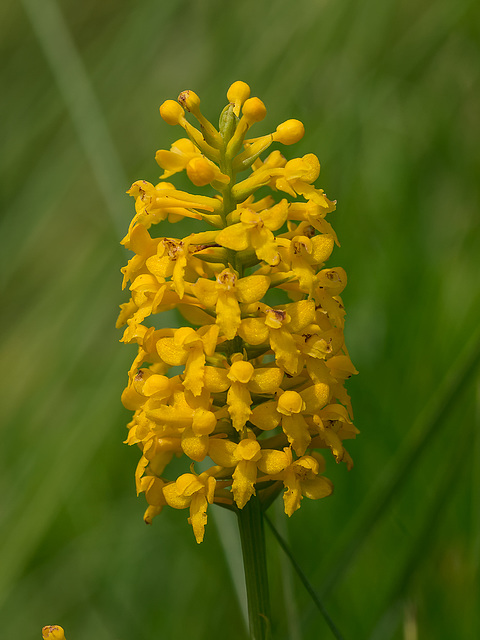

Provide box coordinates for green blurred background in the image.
[1,0,479,638]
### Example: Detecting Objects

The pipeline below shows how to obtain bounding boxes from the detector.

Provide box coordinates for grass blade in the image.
[265,513,346,640]
[319,324,480,597]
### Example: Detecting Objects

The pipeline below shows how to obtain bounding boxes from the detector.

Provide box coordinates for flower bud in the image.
[159,100,185,125]
[42,627,66,640]
[227,81,251,116]
[188,157,217,186]
[178,90,223,149]
[242,97,267,124]
[178,89,201,113]
[186,156,229,186]
[274,119,305,145]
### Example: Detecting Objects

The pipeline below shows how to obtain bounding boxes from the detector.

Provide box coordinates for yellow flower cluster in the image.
[117,81,358,543]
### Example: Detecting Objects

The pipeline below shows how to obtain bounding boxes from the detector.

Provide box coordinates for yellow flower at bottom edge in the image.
[42,626,66,640]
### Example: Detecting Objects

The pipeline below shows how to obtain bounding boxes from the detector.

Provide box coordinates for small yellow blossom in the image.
[118,81,357,542]
[155,138,202,178]
[262,448,333,516]
[163,471,216,543]
[42,627,66,640]
[216,200,289,265]
[193,269,270,339]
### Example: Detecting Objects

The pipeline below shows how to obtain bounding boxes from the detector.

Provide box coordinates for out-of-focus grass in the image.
[1,0,479,638]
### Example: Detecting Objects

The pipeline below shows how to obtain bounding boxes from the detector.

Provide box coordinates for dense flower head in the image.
[118,81,358,543]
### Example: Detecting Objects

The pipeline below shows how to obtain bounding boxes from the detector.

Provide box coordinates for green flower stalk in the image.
[117,81,358,638]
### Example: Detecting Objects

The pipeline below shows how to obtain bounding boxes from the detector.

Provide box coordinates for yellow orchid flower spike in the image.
[118,81,358,552]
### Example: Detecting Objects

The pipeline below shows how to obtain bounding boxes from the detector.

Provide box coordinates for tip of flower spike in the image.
[242,97,267,124]
[159,100,185,125]
[227,81,251,116]
[178,89,201,113]
[42,626,66,640]
[273,119,305,145]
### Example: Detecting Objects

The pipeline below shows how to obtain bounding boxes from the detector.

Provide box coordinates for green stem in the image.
[220,102,270,639]
[237,496,271,640]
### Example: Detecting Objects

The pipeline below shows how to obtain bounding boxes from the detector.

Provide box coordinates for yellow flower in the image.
[42,627,66,640]
[123,180,222,245]
[215,200,289,265]
[120,223,158,289]
[118,81,357,540]
[202,353,283,432]
[209,431,294,509]
[163,471,216,543]
[262,448,333,516]
[193,268,270,339]
[250,389,314,456]
[239,300,316,375]
[155,138,202,178]
[156,325,219,396]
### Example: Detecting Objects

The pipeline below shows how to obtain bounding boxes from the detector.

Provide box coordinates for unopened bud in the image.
[227,81,251,116]
[159,100,185,125]
[178,90,201,113]
[42,626,66,640]
[242,97,267,124]
[186,157,217,186]
[274,119,305,145]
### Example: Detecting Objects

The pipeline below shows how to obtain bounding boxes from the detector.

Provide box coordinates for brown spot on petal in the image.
[217,269,237,288]
[271,309,287,322]
[326,270,342,282]
[163,238,184,260]
[192,242,221,254]
[178,91,189,108]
